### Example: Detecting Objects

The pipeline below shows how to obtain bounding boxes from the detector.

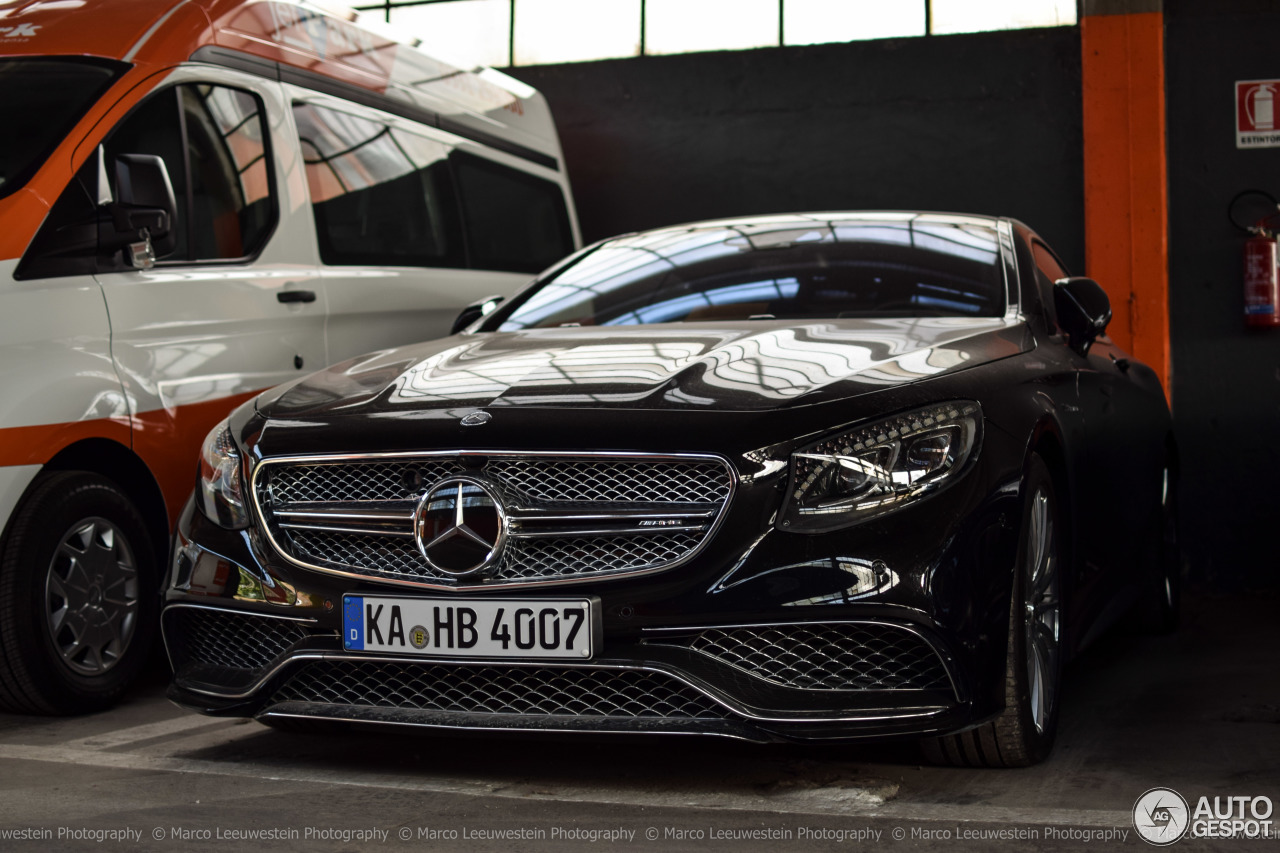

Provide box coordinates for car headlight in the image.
[779,401,982,533]
[197,419,250,529]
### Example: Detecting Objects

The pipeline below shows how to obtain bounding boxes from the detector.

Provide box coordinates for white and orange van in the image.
[0,0,579,713]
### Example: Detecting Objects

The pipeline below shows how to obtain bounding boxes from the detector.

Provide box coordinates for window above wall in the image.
[351,0,1078,68]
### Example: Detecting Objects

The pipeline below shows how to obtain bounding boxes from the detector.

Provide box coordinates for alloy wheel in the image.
[1024,486,1060,734]
[44,517,140,676]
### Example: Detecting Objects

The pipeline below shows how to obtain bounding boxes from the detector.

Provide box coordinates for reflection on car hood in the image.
[263,318,1028,418]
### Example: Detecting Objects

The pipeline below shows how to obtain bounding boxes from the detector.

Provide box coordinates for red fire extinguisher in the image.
[1230,190,1280,328]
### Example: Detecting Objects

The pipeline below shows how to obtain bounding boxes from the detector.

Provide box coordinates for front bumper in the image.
[162,431,1024,744]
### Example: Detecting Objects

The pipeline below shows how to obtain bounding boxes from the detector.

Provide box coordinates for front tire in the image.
[923,454,1063,767]
[0,472,158,714]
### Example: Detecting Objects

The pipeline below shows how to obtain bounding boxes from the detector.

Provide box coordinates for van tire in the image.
[0,472,157,715]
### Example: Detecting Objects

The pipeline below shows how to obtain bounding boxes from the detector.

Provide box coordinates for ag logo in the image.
[1134,787,1190,846]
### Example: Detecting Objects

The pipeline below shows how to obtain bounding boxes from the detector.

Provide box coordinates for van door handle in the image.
[277,289,316,304]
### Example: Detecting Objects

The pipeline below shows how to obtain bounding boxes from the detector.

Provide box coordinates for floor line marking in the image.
[0,743,1133,828]
[61,714,238,750]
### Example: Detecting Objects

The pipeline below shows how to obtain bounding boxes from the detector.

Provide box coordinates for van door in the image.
[93,71,326,518]
[288,94,574,362]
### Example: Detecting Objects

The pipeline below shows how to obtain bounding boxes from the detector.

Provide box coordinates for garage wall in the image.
[509,27,1085,270]
[1165,0,1280,590]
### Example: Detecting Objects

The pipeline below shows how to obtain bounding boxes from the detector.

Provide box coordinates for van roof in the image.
[0,0,555,160]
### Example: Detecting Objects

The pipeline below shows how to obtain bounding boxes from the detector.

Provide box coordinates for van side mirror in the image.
[1053,277,1111,355]
[101,153,177,268]
[451,294,505,334]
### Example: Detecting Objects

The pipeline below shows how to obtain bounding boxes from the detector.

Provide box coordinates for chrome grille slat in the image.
[270,661,726,719]
[652,624,952,692]
[255,453,734,588]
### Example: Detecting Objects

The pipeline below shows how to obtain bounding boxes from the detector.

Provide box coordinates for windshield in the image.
[494,215,1007,330]
[0,58,122,200]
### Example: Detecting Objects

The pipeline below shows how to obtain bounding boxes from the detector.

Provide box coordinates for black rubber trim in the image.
[189,45,559,171]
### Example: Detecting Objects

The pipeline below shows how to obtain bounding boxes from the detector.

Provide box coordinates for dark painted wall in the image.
[1166,0,1280,590]
[513,15,1280,591]
[509,28,1085,270]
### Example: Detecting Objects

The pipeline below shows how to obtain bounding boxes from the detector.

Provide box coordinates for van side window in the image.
[293,101,463,268]
[17,83,275,278]
[452,152,573,274]
[180,85,273,260]
[103,84,274,264]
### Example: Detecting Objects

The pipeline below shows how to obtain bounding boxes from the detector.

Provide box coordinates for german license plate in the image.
[342,595,599,660]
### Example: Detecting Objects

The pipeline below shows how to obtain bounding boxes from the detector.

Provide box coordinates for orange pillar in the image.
[1081,1,1170,395]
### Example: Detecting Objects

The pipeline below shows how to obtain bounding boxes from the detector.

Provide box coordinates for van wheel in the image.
[922,455,1063,767]
[0,472,157,715]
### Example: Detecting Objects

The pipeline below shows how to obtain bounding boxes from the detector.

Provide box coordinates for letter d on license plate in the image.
[342,595,599,660]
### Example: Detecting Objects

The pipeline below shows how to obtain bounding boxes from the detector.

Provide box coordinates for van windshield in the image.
[0,58,122,200]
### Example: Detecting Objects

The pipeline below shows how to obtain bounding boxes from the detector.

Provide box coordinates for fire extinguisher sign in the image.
[1237,79,1280,148]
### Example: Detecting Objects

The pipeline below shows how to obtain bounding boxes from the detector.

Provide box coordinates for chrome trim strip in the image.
[275,509,413,522]
[278,523,418,538]
[250,450,738,593]
[507,523,710,539]
[179,650,952,724]
[257,709,767,743]
[162,601,322,624]
[997,217,1020,319]
[275,506,716,539]
[510,510,718,522]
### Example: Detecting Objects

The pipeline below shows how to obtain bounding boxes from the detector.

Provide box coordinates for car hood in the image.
[261,317,1029,419]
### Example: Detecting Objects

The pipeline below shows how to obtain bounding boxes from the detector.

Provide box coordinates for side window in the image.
[1031,240,1069,327]
[180,85,273,260]
[102,83,274,264]
[1032,241,1068,282]
[452,151,573,274]
[293,101,463,268]
[18,82,274,278]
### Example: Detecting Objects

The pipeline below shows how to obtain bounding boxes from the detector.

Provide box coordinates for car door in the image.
[93,68,326,518]
[1030,241,1155,635]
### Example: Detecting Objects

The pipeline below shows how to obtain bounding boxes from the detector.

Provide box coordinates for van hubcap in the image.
[44,518,139,675]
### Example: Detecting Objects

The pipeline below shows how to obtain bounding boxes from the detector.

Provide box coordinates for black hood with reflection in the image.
[261,317,1029,420]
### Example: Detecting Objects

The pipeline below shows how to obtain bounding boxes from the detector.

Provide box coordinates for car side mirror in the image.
[1053,277,1111,355]
[101,153,177,268]
[451,294,505,334]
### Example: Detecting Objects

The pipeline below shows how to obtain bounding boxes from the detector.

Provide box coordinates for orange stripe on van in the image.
[0,417,133,468]
[0,389,260,528]
[132,391,261,527]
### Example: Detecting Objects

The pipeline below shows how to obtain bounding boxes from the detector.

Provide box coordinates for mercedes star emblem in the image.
[460,411,492,426]
[414,476,506,577]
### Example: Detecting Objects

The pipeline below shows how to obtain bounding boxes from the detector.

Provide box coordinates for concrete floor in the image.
[0,592,1276,851]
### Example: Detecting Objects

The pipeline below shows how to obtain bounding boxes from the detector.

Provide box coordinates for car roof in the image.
[594,211,1005,247]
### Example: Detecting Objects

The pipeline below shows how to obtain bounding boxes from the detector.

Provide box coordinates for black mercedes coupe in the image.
[163,212,1177,767]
